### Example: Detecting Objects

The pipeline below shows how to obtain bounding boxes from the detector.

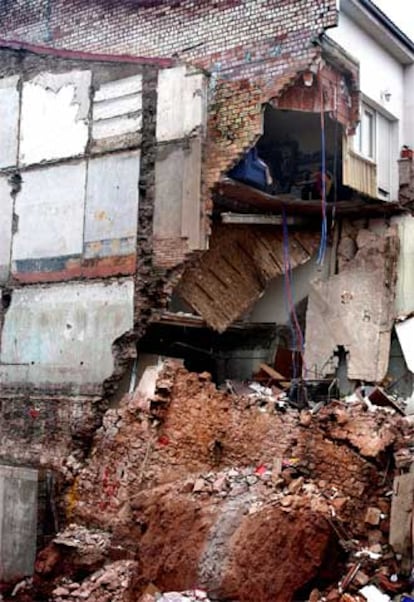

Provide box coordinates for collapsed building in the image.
[1,0,414,600]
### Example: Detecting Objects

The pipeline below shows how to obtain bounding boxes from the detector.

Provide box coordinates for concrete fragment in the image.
[389,473,414,572]
[359,585,390,602]
[305,226,398,382]
[364,507,381,526]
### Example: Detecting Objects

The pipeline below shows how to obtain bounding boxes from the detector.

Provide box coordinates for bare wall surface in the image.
[19,70,91,165]
[0,280,134,389]
[0,465,38,583]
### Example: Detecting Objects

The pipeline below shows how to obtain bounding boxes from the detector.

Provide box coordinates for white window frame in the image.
[353,102,376,161]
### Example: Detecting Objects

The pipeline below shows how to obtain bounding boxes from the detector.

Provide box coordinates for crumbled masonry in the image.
[5,361,414,602]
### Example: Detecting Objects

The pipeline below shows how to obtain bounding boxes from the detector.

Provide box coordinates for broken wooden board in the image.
[177,224,319,332]
[216,178,403,217]
[389,473,414,573]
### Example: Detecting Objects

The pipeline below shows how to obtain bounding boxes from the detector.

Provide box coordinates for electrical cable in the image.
[317,72,328,265]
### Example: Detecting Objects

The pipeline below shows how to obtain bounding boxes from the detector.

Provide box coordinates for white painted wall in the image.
[19,70,91,165]
[404,64,414,147]
[156,66,207,142]
[329,11,405,200]
[330,12,404,122]
[12,162,86,261]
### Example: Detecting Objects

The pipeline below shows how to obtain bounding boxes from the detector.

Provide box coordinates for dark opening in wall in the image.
[228,104,353,201]
[137,319,279,384]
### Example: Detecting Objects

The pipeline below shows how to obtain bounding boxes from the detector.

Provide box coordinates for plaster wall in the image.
[0,279,134,387]
[84,151,140,258]
[12,162,86,264]
[19,70,91,165]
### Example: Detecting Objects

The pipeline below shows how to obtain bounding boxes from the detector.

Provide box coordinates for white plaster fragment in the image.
[93,93,142,121]
[92,114,142,139]
[94,74,142,101]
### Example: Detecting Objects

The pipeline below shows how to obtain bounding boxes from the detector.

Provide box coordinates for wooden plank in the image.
[217,178,402,216]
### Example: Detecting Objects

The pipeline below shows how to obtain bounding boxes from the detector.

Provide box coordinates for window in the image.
[354,104,375,160]
[351,101,395,200]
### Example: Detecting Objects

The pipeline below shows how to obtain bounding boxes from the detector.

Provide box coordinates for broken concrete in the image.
[305,225,399,382]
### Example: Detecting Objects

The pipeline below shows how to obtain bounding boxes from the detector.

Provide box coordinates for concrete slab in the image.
[12,162,86,271]
[0,176,13,282]
[0,279,134,387]
[389,473,414,572]
[19,70,91,165]
[0,465,38,582]
[156,66,206,142]
[0,75,19,169]
[84,151,140,257]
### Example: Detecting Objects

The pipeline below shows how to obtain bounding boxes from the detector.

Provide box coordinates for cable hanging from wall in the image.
[317,71,328,266]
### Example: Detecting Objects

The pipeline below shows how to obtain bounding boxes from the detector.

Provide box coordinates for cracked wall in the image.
[0,48,207,468]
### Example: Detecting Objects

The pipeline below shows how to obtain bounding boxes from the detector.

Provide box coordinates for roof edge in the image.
[0,38,175,67]
[341,0,414,64]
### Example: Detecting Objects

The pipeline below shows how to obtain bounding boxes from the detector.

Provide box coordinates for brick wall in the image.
[0,0,341,265]
[0,1,337,68]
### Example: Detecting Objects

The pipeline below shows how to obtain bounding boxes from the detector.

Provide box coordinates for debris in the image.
[359,584,390,602]
[364,507,382,526]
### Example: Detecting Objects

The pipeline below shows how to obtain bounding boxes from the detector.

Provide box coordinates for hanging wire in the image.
[317,72,328,265]
[331,76,339,228]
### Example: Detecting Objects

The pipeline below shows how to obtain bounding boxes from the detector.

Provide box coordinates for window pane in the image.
[362,110,374,158]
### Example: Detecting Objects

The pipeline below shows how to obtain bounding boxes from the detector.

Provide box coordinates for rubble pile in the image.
[15,362,414,602]
[51,560,138,602]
